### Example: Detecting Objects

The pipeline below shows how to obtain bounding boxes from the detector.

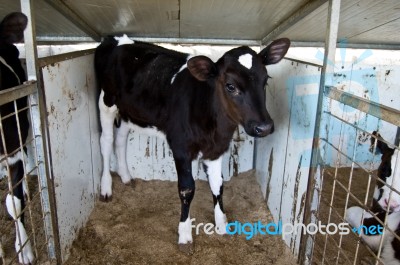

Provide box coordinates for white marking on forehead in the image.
[115,34,134,46]
[238,53,253,69]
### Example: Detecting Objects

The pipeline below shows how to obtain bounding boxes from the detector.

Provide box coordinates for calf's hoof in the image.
[178,242,194,255]
[100,194,112,202]
[125,179,135,188]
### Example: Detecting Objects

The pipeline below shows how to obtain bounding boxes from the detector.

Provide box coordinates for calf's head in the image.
[187,38,290,137]
[0,12,27,46]
[0,12,27,90]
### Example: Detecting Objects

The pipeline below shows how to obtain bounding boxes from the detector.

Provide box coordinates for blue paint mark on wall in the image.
[286,47,381,166]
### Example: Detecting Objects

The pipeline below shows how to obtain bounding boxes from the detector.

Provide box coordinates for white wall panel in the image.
[110,126,254,181]
[255,58,322,256]
[256,48,400,258]
[41,54,101,261]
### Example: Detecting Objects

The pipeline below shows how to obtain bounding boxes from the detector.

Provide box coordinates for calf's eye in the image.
[226,83,238,94]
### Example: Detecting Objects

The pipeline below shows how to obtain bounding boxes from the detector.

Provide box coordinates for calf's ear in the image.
[187,56,217,81]
[0,12,28,44]
[259,38,290,65]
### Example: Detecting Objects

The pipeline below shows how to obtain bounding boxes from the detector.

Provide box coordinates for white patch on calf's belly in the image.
[126,122,167,140]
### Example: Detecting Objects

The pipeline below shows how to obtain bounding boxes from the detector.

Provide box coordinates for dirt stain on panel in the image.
[290,155,302,250]
[265,148,274,201]
[145,137,150,157]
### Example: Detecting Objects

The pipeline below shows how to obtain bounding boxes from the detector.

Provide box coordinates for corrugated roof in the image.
[1,0,399,48]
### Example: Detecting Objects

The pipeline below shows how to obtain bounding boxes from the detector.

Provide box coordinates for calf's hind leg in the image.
[99,90,118,201]
[173,154,195,254]
[115,120,133,184]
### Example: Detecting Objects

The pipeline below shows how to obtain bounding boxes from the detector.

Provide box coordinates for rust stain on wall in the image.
[292,192,306,253]
[145,137,150,157]
[290,155,302,250]
[162,141,166,159]
[265,148,274,201]
[232,144,239,176]
[232,126,245,142]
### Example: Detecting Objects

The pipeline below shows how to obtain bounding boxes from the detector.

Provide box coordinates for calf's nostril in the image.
[383,198,400,211]
[254,123,274,135]
[255,126,263,134]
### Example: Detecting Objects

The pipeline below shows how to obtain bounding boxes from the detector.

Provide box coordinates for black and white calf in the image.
[346,208,400,264]
[0,12,33,264]
[95,35,290,250]
[346,131,400,264]
[369,131,400,212]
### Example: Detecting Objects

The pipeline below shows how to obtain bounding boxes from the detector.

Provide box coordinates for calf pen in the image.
[300,86,400,264]
[0,82,58,264]
[1,41,400,265]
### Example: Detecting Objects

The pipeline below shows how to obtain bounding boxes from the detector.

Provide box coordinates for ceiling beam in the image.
[124,37,261,46]
[290,41,400,50]
[44,0,101,42]
[261,0,328,45]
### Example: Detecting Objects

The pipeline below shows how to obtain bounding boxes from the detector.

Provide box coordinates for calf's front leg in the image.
[6,161,34,264]
[203,156,228,235]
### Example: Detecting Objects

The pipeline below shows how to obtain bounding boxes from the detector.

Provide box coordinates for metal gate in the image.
[0,82,58,264]
[300,84,400,264]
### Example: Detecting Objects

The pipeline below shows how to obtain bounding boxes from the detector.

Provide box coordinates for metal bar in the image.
[36,36,95,43]
[321,99,346,265]
[21,0,62,263]
[126,37,260,46]
[21,1,38,82]
[38,49,95,68]
[261,0,328,45]
[12,96,37,264]
[320,139,370,172]
[325,86,400,127]
[341,125,360,265]
[299,0,342,264]
[0,82,36,105]
[290,41,400,50]
[284,57,323,68]
[43,0,101,42]
[396,127,400,146]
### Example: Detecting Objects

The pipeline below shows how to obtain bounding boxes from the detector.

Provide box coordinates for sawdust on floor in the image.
[64,170,298,265]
